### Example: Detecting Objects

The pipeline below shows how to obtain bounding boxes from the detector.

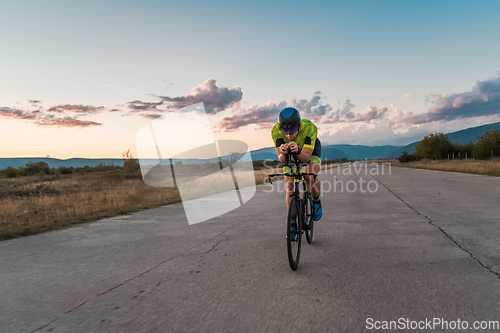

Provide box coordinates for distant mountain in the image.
[384,121,500,158]
[250,146,351,161]
[0,158,125,170]
[250,144,401,161]
[0,157,220,170]
[325,145,401,160]
[249,147,278,161]
[319,146,352,160]
[3,122,499,169]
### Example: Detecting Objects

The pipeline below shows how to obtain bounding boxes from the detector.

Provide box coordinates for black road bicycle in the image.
[268,153,318,270]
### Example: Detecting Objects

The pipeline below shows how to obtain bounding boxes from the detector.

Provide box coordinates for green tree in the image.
[476,129,500,159]
[398,151,417,163]
[122,149,140,173]
[23,161,51,176]
[414,133,454,160]
[4,166,19,178]
[454,141,476,159]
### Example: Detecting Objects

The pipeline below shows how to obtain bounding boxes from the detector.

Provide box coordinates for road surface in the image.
[1,163,500,332]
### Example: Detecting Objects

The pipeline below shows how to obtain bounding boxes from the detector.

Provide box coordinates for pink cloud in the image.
[158,78,243,114]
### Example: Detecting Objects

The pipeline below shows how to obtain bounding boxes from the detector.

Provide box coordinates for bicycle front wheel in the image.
[287,196,301,270]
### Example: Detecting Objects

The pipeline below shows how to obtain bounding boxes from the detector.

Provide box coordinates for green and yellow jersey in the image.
[271,118,321,166]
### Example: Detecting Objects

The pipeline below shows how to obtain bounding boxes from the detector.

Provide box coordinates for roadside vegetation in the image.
[398,130,500,163]
[393,158,500,176]
[0,151,342,241]
[395,130,500,176]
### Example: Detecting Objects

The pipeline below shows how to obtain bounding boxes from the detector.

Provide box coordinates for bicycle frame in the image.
[267,153,318,226]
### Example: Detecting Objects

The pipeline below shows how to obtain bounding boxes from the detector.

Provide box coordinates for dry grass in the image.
[389,158,500,176]
[0,171,180,241]
[0,163,339,241]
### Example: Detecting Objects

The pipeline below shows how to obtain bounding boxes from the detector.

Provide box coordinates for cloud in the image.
[352,105,388,123]
[323,73,500,128]
[323,99,356,123]
[218,93,332,131]
[136,113,163,120]
[34,114,102,127]
[219,100,287,131]
[292,92,332,121]
[47,104,105,115]
[127,100,164,111]
[322,100,387,124]
[0,107,39,120]
[0,105,103,128]
[105,84,126,91]
[158,78,243,114]
[401,73,500,125]
[386,104,414,128]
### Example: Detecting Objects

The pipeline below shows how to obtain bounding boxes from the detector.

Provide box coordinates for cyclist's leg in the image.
[303,157,322,221]
[303,160,321,198]
[304,138,322,199]
[284,167,297,240]
[284,175,295,212]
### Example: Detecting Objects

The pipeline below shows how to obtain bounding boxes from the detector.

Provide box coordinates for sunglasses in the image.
[282,126,299,135]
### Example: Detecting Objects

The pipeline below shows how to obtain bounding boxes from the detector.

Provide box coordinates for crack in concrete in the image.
[32,318,58,332]
[32,221,240,331]
[64,300,86,313]
[198,236,229,255]
[98,227,235,296]
[373,175,500,278]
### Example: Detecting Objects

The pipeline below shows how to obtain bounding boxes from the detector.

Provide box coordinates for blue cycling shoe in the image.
[286,222,298,241]
[313,200,322,221]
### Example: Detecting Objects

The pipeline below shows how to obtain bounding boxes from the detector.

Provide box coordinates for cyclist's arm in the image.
[274,137,289,164]
[275,147,288,164]
[297,123,317,163]
[288,142,313,162]
[297,147,313,162]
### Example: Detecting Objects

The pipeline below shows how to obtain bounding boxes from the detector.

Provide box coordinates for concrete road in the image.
[1,163,500,332]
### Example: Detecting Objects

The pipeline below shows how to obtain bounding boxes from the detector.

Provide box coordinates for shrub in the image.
[58,166,74,174]
[122,149,140,173]
[455,141,476,159]
[123,159,140,173]
[22,161,51,176]
[476,129,500,159]
[5,166,19,178]
[398,151,417,163]
[414,133,454,160]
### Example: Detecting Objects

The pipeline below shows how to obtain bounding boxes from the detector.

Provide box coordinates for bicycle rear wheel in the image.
[287,196,301,270]
[304,191,314,244]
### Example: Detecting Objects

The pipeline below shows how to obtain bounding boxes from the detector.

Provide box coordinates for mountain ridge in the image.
[2,121,499,169]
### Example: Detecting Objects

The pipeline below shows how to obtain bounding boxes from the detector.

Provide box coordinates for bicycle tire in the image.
[287,196,301,270]
[304,191,314,244]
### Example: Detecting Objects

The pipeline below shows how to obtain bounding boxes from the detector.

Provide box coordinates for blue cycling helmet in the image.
[279,107,301,134]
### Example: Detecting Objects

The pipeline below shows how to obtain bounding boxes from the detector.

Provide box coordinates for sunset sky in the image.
[1,0,500,159]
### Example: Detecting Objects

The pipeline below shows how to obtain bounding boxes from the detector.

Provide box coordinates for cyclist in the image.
[271,107,322,240]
